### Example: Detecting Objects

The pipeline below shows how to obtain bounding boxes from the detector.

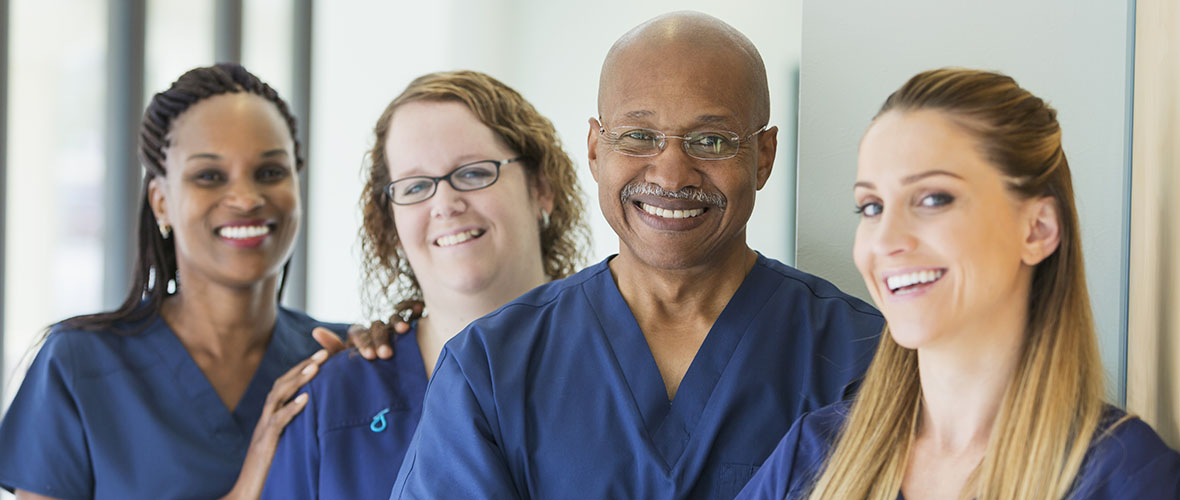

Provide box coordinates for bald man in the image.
[389,12,881,499]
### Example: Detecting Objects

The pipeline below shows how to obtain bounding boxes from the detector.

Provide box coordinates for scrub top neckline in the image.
[585,253,781,470]
[142,309,303,443]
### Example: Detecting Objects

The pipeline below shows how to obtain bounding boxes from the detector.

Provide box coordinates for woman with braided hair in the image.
[0,63,352,499]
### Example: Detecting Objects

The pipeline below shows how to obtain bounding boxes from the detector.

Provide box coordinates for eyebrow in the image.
[853,169,965,189]
[186,149,289,162]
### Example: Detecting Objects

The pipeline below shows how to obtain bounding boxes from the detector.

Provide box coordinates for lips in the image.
[215,221,274,248]
[434,228,486,247]
[638,202,706,219]
[884,268,946,295]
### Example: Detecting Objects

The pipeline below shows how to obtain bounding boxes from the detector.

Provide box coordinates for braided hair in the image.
[59,63,303,333]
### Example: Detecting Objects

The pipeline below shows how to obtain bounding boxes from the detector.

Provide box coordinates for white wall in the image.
[306,0,802,323]
[796,0,1133,400]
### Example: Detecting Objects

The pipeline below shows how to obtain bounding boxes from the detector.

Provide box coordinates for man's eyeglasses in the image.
[384,157,522,205]
[599,124,767,160]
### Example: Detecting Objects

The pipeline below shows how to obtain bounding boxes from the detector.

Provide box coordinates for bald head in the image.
[598,11,770,127]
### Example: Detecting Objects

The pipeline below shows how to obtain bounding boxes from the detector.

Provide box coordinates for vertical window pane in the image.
[242,0,294,99]
[3,0,107,416]
[144,0,213,99]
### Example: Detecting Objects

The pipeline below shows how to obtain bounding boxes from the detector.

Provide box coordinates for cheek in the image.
[852,224,873,276]
[391,209,428,249]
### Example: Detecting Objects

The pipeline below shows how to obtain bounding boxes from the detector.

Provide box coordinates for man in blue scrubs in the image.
[390,12,883,499]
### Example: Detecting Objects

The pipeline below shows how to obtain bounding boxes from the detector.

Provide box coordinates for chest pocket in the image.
[717,463,761,498]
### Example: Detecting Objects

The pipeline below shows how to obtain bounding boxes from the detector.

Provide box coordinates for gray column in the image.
[103,0,146,310]
[282,0,312,310]
[0,0,9,381]
[215,0,242,63]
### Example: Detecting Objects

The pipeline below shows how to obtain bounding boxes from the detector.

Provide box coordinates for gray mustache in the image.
[620,182,727,209]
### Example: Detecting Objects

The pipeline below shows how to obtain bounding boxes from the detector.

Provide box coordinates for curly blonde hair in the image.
[359,70,589,319]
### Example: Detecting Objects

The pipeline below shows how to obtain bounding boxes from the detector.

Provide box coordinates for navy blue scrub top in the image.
[735,400,1180,499]
[390,254,884,499]
[0,307,347,500]
[262,326,427,500]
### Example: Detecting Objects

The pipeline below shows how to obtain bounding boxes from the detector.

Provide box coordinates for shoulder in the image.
[448,259,612,345]
[753,254,880,320]
[1073,406,1180,497]
[38,314,166,378]
[277,307,350,338]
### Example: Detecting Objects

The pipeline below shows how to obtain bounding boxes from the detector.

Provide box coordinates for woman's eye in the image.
[855,202,883,217]
[193,170,225,184]
[919,193,954,208]
[256,165,290,182]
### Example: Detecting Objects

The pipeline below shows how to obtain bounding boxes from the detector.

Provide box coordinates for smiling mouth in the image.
[217,224,273,240]
[435,229,486,247]
[886,269,946,295]
[636,201,707,219]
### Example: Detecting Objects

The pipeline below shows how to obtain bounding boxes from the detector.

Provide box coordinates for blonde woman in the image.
[737,69,1180,500]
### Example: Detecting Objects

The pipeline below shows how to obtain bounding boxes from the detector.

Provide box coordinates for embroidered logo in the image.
[370,408,391,433]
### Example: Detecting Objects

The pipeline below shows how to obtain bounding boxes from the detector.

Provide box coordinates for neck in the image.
[611,240,757,327]
[915,299,1028,454]
[161,277,280,360]
[416,263,549,375]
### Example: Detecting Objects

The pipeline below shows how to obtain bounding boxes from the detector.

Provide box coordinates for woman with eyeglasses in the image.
[0,64,353,500]
[736,68,1180,500]
[261,70,589,499]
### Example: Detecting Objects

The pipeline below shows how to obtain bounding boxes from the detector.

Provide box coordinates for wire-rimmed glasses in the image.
[599,124,767,160]
[384,157,522,205]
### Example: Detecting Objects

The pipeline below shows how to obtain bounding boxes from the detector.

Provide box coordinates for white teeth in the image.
[886,269,945,293]
[639,202,705,219]
[435,229,484,247]
[218,225,270,239]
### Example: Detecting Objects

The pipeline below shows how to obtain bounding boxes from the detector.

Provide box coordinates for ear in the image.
[1021,196,1060,266]
[531,170,556,217]
[754,125,778,190]
[148,176,169,226]
[587,117,602,183]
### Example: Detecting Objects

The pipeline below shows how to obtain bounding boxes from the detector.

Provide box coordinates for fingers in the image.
[264,350,327,411]
[269,392,309,430]
[348,320,395,360]
[313,326,347,355]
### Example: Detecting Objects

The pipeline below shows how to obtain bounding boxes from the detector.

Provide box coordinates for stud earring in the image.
[158,222,171,239]
[540,210,551,230]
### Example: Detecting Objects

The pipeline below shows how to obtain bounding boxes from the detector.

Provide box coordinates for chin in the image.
[885,322,940,350]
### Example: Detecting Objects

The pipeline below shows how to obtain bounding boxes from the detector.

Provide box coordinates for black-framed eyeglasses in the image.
[384,157,522,205]
[599,124,767,160]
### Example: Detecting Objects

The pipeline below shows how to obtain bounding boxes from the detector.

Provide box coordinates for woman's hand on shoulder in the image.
[312,301,423,360]
[219,348,330,500]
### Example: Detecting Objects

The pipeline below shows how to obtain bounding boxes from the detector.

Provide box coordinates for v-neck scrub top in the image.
[262,326,428,500]
[734,400,1180,499]
[390,254,884,499]
[0,307,348,500]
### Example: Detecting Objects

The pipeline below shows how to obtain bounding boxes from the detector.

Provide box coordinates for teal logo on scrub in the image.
[370,408,390,432]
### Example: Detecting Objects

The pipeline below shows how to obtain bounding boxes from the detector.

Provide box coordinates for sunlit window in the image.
[3,0,108,424]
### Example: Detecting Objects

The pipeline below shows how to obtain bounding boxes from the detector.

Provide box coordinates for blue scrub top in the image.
[0,307,347,500]
[735,400,1180,499]
[262,326,427,500]
[390,254,884,499]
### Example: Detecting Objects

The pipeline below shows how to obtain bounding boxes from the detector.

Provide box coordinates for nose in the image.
[223,179,265,212]
[428,181,467,219]
[644,142,703,193]
[870,209,917,257]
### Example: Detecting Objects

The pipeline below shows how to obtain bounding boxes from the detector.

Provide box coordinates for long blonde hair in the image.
[808,68,1105,500]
